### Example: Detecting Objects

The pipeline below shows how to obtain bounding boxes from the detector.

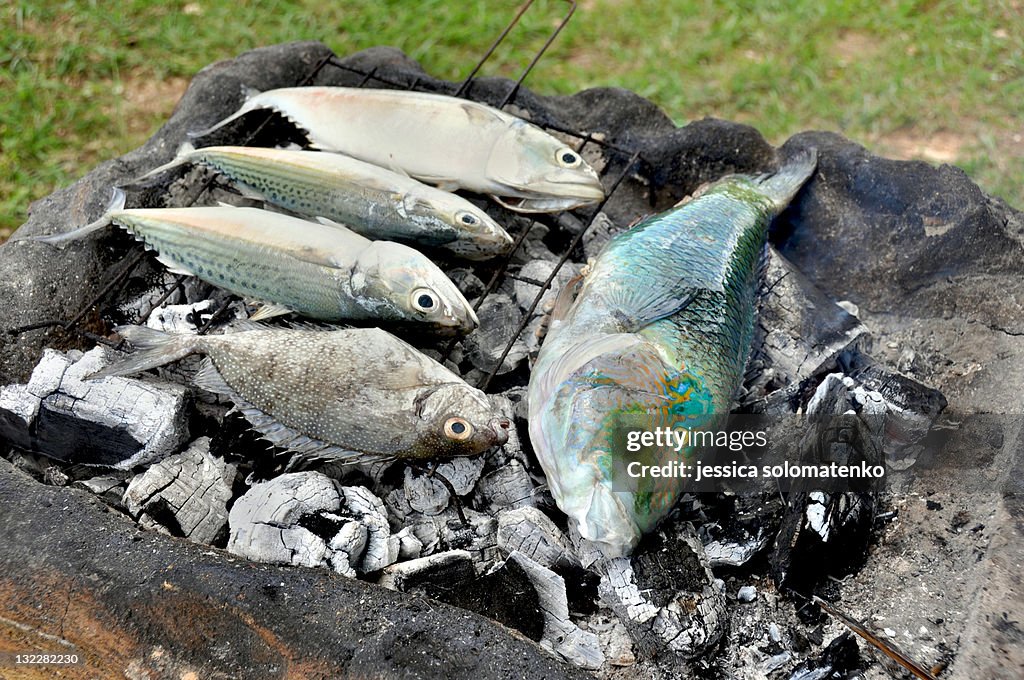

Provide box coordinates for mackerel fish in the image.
[527,150,817,557]
[94,325,510,464]
[137,144,514,261]
[192,87,605,213]
[28,190,477,333]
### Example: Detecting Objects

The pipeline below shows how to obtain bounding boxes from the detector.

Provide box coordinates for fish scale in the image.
[528,150,817,557]
[135,145,514,259]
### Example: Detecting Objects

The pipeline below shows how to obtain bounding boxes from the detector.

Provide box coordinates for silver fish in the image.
[94,325,510,463]
[27,189,477,333]
[137,144,514,261]
[191,86,606,213]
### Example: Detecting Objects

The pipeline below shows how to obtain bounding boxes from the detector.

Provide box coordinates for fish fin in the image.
[233,183,269,201]
[489,194,532,212]
[215,200,242,208]
[233,398,389,467]
[188,85,265,138]
[314,215,350,229]
[756,148,817,211]
[536,332,644,400]
[192,357,234,395]
[598,284,700,332]
[550,272,584,323]
[248,302,293,321]
[154,253,196,276]
[88,325,198,379]
[130,142,197,183]
[23,188,125,246]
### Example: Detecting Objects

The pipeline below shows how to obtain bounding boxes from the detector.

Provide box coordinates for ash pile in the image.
[2,42,1022,680]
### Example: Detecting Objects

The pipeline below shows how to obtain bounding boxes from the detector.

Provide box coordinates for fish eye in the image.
[411,287,438,313]
[457,212,478,226]
[444,416,474,441]
[556,148,581,168]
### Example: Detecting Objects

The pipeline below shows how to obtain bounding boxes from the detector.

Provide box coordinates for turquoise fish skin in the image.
[137,145,514,261]
[527,150,817,557]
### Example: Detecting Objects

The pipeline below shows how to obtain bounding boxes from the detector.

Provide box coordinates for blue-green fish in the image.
[136,144,514,261]
[527,150,817,557]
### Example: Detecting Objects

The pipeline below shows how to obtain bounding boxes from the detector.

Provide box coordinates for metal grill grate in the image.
[9,0,651,394]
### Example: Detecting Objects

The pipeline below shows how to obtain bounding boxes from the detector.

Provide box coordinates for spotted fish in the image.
[527,150,817,557]
[136,144,514,260]
[93,324,510,464]
[191,86,606,213]
[26,189,477,333]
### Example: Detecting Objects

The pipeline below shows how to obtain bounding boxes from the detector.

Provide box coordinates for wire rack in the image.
[8,0,651,394]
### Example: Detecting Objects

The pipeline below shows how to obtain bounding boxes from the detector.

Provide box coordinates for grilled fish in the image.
[94,324,510,463]
[527,150,818,557]
[191,86,605,213]
[27,190,477,333]
[137,144,514,260]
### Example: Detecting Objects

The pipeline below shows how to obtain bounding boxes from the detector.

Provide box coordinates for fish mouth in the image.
[490,176,605,213]
[489,417,511,446]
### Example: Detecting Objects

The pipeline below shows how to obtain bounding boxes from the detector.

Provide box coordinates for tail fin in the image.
[24,188,126,246]
[757,148,818,211]
[130,142,197,183]
[187,84,263,139]
[89,325,200,379]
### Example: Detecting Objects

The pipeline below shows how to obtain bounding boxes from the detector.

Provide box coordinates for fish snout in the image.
[489,417,511,446]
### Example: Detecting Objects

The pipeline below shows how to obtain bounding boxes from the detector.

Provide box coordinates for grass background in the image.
[2,0,1022,241]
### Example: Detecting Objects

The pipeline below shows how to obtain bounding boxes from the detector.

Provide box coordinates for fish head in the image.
[528,334,712,557]
[484,121,605,212]
[352,241,479,334]
[412,382,510,458]
[405,193,515,260]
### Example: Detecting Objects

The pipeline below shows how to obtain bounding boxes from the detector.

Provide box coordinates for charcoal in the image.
[378,549,476,592]
[582,526,727,660]
[227,472,398,576]
[737,585,757,603]
[507,551,604,670]
[123,436,237,545]
[0,347,190,469]
[406,507,498,569]
[513,260,581,315]
[463,294,528,375]
[587,614,636,667]
[497,506,579,571]
[402,456,486,516]
[744,248,869,405]
[478,459,539,513]
[787,633,860,680]
[581,212,621,261]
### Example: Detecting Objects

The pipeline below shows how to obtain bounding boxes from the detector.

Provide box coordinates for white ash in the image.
[123,436,237,544]
[378,550,475,593]
[497,506,579,572]
[477,459,538,513]
[227,472,399,577]
[513,260,582,316]
[506,551,604,670]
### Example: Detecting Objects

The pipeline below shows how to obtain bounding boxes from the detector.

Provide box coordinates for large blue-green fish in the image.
[527,150,817,557]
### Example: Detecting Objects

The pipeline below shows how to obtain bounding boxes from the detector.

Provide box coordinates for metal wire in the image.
[8,0,649,394]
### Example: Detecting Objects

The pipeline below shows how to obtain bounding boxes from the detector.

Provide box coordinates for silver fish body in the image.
[192,87,606,213]
[95,325,510,463]
[528,151,818,557]
[139,144,514,260]
[29,190,477,333]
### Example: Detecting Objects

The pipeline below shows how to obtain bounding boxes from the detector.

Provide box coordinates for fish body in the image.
[192,87,605,213]
[139,144,514,260]
[29,190,477,333]
[527,151,817,557]
[95,325,510,463]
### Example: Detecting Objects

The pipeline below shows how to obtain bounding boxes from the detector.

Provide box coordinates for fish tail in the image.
[89,325,201,379]
[187,84,264,138]
[131,141,197,183]
[23,187,126,246]
[756,148,818,211]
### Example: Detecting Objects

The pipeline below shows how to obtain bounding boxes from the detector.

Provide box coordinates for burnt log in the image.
[0,459,588,680]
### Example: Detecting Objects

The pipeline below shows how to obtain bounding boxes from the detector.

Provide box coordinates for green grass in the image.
[2,0,1022,240]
